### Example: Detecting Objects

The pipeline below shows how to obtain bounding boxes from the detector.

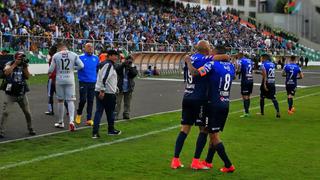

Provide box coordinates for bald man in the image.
[75,43,99,126]
[171,40,213,170]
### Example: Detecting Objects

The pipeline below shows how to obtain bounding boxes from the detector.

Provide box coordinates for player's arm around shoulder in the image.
[184,54,200,76]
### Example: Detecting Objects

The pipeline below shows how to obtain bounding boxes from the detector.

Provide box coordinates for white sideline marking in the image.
[0,109,181,145]
[141,77,310,88]
[0,92,319,171]
[0,87,316,144]
[0,96,257,144]
[0,126,179,171]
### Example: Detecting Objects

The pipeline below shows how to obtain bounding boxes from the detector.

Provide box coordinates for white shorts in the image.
[56,84,76,101]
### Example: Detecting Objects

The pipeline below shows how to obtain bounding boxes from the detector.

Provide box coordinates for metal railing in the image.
[0,34,194,54]
[0,34,319,61]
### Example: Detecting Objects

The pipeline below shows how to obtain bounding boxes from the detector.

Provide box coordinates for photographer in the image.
[114,56,138,120]
[0,52,36,138]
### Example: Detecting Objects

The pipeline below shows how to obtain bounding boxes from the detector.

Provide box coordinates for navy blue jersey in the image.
[183,53,212,100]
[237,57,254,83]
[283,63,301,86]
[260,60,276,84]
[198,60,235,106]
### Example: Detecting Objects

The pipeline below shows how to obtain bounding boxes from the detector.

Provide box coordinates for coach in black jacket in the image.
[114,56,138,120]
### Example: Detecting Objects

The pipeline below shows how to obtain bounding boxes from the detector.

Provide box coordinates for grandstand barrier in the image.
[132,52,187,75]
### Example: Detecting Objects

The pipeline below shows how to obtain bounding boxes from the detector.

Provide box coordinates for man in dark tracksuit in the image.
[92,50,121,138]
[114,56,138,120]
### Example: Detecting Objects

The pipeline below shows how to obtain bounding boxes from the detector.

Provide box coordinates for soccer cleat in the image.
[75,115,82,124]
[276,112,281,118]
[0,133,4,138]
[201,160,213,169]
[291,107,296,112]
[85,120,94,126]
[288,110,294,115]
[54,122,65,128]
[190,158,209,170]
[92,134,100,139]
[240,113,249,118]
[220,165,235,173]
[123,115,130,120]
[108,129,121,135]
[45,111,54,116]
[69,122,76,132]
[256,112,264,116]
[171,157,184,169]
[28,129,36,136]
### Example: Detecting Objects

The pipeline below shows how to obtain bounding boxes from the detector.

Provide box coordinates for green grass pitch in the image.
[0,86,319,180]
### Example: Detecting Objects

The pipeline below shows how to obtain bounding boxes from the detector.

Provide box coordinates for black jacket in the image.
[115,62,138,92]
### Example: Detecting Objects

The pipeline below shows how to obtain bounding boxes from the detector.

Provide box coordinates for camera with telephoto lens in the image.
[21,55,29,65]
[15,52,29,66]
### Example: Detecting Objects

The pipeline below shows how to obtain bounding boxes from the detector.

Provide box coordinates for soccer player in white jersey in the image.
[48,44,84,131]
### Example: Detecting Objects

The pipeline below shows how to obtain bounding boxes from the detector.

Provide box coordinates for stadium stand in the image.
[0,0,319,70]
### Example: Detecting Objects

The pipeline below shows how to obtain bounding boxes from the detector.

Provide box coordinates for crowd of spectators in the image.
[0,0,297,53]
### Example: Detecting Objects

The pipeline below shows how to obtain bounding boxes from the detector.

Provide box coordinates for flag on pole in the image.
[292,1,302,14]
[284,0,296,14]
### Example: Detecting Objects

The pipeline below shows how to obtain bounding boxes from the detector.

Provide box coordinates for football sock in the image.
[174,131,188,158]
[205,144,216,163]
[244,99,250,114]
[67,101,75,123]
[272,99,280,112]
[57,102,64,123]
[260,98,265,114]
[215,142,232,168]
[288,98,293,110]
[194,132,208,159]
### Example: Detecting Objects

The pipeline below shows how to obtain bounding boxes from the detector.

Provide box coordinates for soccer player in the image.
[170,40,211,170]
[45,44,58,115]
[258,54,280,118]
[282,55,304,114]
[45,44,69,116]
[237,52,254,118]
[185,45,236,173]
[48,44,84,131]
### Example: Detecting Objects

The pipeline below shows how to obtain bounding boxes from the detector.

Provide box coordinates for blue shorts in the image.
[241,82,253,96]
[181,98,206,126]
[260,83,276,99]
[206,103,229,133]
[286,84,296,96]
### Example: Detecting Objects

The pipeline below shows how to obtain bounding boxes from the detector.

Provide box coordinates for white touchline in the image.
[0,92,319,171]
[0,95,261,144]
[0,126,179,171]
[0,87,316,144]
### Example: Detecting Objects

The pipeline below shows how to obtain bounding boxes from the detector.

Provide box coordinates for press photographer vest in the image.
[4,61,29,96]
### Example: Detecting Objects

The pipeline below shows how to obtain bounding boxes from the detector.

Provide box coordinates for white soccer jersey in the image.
[48,50,84,85]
